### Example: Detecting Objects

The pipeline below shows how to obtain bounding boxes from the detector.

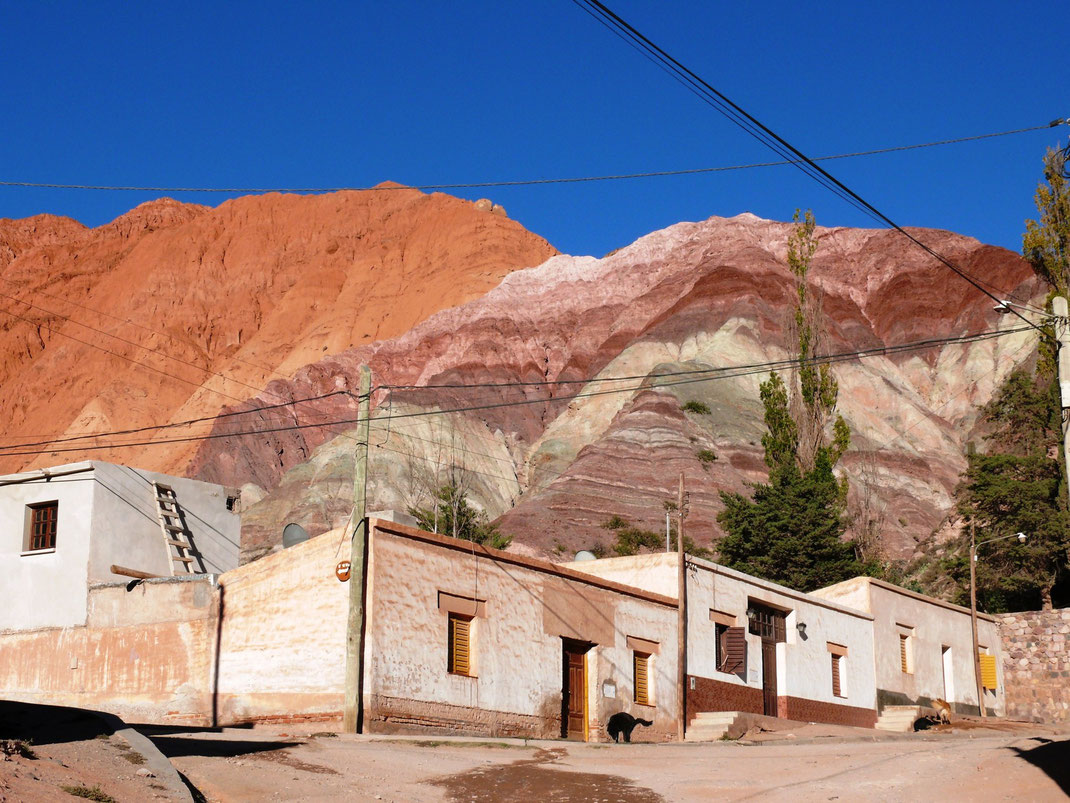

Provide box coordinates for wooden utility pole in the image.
[968,520,986,719]
[343,365,372,733]
[676,472,687,741]
[1052,296,1070,508]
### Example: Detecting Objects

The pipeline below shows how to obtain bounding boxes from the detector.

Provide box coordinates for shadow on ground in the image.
[149,736,302,759]
[1011,738,1070,796]
[427,747,664,802]
[0,700,111,745]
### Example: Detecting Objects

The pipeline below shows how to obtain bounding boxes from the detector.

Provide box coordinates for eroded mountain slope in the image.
[186,213,1041,563]
[0,188,557,475]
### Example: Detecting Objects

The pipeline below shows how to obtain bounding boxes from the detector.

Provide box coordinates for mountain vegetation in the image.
[409,481,513,550]
[601,514,713,560]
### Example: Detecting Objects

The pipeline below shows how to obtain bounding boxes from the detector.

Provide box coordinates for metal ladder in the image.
[154,482,199,575]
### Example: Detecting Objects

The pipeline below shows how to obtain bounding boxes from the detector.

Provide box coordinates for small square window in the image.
[633,652,651,705]
[448,613,473,676]
[25,501,58,552]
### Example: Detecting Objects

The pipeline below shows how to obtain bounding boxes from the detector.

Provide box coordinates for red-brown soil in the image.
[0,188,556,476]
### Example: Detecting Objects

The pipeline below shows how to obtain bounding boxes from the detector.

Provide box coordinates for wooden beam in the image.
[110,564,163,580]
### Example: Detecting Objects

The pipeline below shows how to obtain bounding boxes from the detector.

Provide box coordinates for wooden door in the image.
[761,639,778,717]
[562,641,588,740]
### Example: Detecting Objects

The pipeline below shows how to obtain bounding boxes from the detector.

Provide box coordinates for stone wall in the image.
[996,608,1070,724]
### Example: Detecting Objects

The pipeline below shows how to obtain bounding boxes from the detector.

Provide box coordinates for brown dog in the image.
[932,698,952,724]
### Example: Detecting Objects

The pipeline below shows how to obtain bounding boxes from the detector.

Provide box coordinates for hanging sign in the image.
[335,560,351,582]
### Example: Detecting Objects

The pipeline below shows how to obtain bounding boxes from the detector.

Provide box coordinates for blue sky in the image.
[1,1,1066,258]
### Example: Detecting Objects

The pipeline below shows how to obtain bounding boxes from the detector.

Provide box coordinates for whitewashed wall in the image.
[814,577,1005,715]
[0,464,96,630]
[568,553,878,713]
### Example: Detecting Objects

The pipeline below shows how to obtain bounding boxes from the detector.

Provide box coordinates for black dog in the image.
[606,712,653,743]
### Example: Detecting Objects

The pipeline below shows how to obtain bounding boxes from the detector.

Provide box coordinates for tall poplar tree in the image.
[718,211,862,591]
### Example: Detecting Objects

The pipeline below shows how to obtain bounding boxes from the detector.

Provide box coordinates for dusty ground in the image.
[147,719,1070,802]
[0,702,184,802]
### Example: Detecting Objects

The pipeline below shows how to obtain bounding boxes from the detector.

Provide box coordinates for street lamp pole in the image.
[969,524,1026,719]
[969,521,984,719]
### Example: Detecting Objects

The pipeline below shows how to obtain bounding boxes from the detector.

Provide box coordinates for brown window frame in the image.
[447,612,473,677]
[25,501,59,552]
[747,602,787,642]
[633,651,651,705]
[831,653,844,698]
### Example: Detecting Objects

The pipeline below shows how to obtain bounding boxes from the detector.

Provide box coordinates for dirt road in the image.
[154,724,1069,802]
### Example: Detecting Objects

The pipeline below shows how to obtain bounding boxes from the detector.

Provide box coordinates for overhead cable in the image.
[0,125,1056,195]
[570,0,1058,325]
[0,324,1032,457]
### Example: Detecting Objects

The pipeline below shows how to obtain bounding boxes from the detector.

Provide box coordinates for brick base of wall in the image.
[686,675,764,719]
[366,694,558,739]
[778,696,877,729]
[686,675,876,729]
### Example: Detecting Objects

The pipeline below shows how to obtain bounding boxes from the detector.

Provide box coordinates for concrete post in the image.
[343,365,372,733]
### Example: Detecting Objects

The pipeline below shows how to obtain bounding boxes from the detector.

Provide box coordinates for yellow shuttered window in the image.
[979,653,998,690]
[899,634,910,673]
[448,613,472,676]
[634,652,650,705]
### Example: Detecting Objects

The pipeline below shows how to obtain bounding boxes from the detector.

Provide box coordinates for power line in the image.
[0,305,250,401]
[571,0,1059,325]
[382,325,1034,391]
[0,275,293,385]
[0,390,353,451]
[0,125,1056,195]
[0,292,282,401]
[0,324,1032,458]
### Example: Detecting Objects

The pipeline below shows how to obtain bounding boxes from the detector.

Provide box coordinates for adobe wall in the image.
[212,526,349,724]
[0,577,217,725]
[366,523,681,742]
[571,553,878,726]
[996,608,1070,724]
[813,578,1005,717]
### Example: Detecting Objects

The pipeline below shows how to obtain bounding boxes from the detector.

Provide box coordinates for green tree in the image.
[717,211,865,591]
[409,482,512,550]
[1023,146,1070,295]
[942,146,1070,611]
[949,370,1069,611]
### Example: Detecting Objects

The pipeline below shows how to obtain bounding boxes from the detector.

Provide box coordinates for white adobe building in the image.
[0,461,241,632]
[567,552,878,730]
[811,576,1005,717]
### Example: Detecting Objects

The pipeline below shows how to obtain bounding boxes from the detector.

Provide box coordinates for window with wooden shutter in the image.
[720,626,747,675]
[831,653,843,698]
[979,652,998,690]
[634,652,650,705]
[899,634,911,673]
[448,613,472,676]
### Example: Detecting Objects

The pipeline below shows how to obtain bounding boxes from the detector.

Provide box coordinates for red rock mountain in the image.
[0,189,557,476]
[179,213,1042,564]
